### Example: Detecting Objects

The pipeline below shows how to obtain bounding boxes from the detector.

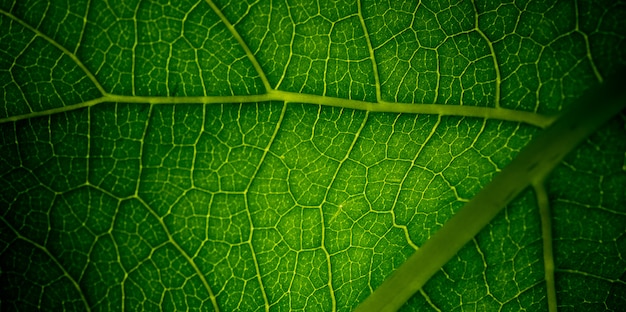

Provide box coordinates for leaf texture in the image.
[1,0,625,311]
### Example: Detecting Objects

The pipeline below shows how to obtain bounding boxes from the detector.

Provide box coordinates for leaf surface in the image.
[1,0,625,311]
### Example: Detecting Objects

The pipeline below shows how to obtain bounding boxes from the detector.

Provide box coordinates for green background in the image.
[1,0,625,311]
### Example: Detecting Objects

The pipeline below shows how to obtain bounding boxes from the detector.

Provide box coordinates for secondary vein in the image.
[0,91,556,128]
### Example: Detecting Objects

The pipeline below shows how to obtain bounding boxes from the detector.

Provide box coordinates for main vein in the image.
[0,90,555,128]
[353,68,626,312]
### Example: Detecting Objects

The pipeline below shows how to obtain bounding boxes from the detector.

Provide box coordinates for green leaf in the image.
[1,0,625,311]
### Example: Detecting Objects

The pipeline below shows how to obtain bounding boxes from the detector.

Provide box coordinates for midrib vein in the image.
[0,90,555,128]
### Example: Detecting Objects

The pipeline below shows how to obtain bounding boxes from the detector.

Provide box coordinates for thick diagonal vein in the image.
[354,69,626,312]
